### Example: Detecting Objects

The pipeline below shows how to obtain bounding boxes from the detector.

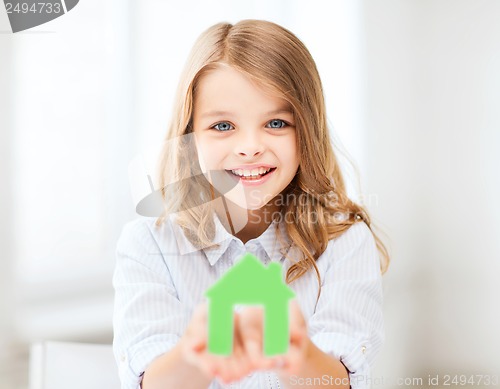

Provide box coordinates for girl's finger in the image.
[234,311,257,357]
[233,317,253,374]
[184,351,216,378]
[219,356,244,383]
[236,308,267,366]
[245,339,261,366]
[283,347,302,375]
[181,338,204,365]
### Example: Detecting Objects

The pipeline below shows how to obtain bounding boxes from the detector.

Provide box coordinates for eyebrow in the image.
[200,108,293,119]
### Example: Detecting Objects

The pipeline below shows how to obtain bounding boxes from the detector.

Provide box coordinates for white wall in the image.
[0,11,16,387]
[1,1,135,388]
[361,0,500,385]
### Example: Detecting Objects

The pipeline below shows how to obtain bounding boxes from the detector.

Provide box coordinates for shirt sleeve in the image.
[112,218,190,389]
[308,221,385,389]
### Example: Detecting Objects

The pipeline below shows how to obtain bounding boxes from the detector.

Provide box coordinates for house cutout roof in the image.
[205,253,295,356]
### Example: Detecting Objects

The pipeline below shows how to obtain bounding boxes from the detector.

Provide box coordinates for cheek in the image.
[194,135,215,172]
[194,136,207,173]
[194,135,224,173]
[278,136,299,169]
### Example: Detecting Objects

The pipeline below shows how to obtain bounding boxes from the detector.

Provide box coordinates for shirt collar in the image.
[170,211,293,266]
[258,215,293,263]
[205,212,293,266]
[202,213,234,266]
[169,212,233,263]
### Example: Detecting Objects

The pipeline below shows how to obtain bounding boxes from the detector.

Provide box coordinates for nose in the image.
[234,128,264,157]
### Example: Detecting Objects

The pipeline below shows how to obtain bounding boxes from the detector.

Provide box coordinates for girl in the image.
[113,19,389,389]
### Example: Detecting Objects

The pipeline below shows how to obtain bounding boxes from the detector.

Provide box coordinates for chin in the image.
[236,199,266,211]
[225,194,268,211]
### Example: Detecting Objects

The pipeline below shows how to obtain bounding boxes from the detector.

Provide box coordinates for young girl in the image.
[113,19,389,389]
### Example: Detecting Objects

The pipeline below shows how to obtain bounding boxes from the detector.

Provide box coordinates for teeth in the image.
[230,167,272,177]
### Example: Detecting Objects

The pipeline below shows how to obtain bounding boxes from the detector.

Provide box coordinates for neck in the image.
[214,195,281,244]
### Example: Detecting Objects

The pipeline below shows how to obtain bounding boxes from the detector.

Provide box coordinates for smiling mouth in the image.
[225,167,277,180]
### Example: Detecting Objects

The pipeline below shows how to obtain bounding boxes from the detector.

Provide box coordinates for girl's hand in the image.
[179,300,309,384]
[236,306,284,370]
[237,299,310,376]
[179,303,253,384]
[273,299,310,377]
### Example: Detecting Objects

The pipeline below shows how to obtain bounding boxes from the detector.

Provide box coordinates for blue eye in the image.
[266,119,287,129]
[212,122,234,132]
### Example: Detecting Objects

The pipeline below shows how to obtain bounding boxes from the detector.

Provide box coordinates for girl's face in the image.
[192,64,299,210]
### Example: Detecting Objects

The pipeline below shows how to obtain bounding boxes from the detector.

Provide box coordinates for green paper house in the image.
[205,253,295,356]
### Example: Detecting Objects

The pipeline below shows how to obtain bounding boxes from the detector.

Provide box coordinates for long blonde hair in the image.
[155,19,389,290]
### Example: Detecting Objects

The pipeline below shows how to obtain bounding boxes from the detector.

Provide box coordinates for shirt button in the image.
[120,354,126,362]
[361,346,367,354]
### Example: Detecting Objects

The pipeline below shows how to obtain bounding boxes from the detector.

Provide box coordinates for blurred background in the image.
[1,0,499,388]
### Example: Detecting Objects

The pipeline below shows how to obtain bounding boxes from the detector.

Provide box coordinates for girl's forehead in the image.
[195,65,291,110]
[202,64,279,91]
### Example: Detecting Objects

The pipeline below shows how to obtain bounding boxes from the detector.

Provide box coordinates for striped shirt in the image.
[112,212,384,389]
